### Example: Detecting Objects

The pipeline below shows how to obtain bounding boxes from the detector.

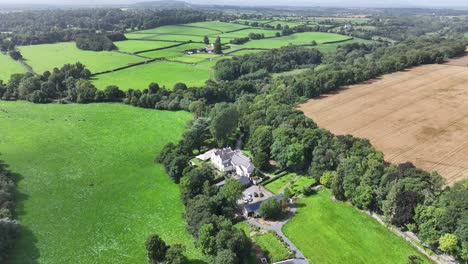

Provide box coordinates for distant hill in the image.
[132,0,198,9]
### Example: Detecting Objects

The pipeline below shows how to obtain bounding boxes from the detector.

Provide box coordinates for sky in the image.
[0,0,467,8]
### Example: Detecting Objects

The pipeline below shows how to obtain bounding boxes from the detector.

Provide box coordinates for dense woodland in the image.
[0,7,467,264]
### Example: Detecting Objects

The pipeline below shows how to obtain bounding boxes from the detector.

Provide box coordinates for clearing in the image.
[18,42,144,74]
[92,60,210,90]
[0,101,204,264]
[283,190,431,264]
[0,52,26,81]
[297,64,468,184]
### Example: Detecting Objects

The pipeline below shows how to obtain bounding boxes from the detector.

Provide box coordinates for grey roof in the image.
[231,152,255,172]
[237,176,251,186]
[214,147,235,162]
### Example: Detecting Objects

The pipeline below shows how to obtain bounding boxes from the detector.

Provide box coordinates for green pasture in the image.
[186,21,248,32]
[0,52,26,82]
[229,49,267,56]
[115,40,179,53]
[267,21,308,27]
[134,25,219,36]
[0,101,205,264]
[240,32,352,49]
[215,28,281,38]
[92,60,210,90]
[142,34,207,42]
[18,42,144,74]
[138,43,207,59]
[464,32,468,38]
[312,37,374,53]
[283,190,431,264]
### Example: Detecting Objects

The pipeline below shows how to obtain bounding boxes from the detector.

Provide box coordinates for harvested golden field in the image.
[297,64,468,184]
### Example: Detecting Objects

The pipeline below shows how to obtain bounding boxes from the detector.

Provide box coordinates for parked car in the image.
[259,192,264,197]
[254,192,259,197]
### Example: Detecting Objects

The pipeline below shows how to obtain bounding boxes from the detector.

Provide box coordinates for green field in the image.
[240,32,352,49]
[283,190,430,264]
[464,32,468,38]
[267,21,308,27]
[0,101,205,264]
[264,173,297,194]
[229,49,267,56]
[138,43,207,59]
[187,21,248,32]
[115,40,179,53]
[141,34,207,43]
[215,28,281,38]
[236,222,292,263]
[134,25,219,36]
[92,60,210,90]
[18,42,144,74]
[0,52,26,81]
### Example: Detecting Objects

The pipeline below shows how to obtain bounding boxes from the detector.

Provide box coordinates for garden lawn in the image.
[134,25,219,36]
[0,52,26,81]
[92,60,210,90]
[18,42,144,74]
[114,40,180,53]
[186,21,248,32]
[0,101,205,264]
[283,190,431,264]
[264,173,297,194]
[240,32,352,49]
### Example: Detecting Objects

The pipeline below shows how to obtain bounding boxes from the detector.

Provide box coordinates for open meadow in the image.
[114,40,180,53]
[283,190,431,264]
[18,42,144,74]
[92,60,210,90]
[133,24,220,36]
[0,52,26,81]
[297,64,468,184]
[240,32,352,49]
[0,101,205,264]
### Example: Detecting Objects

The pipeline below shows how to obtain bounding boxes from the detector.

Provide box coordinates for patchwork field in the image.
[134,24,219,36]
[186,21,248,32]
[0,52,26,81]
[18,42,144,73]
[297,64,468,184]
[240,32,352,49]
[283,190,431,264]
[92,60,210,90]
[138,43,207,59]
[217,28,281,38]
[114,40,180,53]
[136,34,209,43]
[0,101,204,264]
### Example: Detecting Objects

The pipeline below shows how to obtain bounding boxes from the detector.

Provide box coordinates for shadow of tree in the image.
[5,167,40,264]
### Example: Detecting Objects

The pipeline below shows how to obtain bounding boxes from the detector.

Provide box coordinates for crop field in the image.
[18,42,144,73]
[240,32,352,49]
[283,190,431,264]
[297,64,468,184]
[0,101,205,264]
[114,40,180,53]
[133,25,219,36]
[0,52,26,81]
[186,21,248,32]
[92,60,210,90]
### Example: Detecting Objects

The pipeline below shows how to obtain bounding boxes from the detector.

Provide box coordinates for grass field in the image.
[92,60,210,90]
[267,21,308,27]
[18,42,144,74]
[138,43,207,59]
[229,49,267,55]
[186,21,248,32]
[0,52,26,81]
[114,40,179,53]
[264,173,297,194]
[0,101,205,264]
[298,64,468,184]
[240,32,352,49]
[283,190,431,264]
[236,222,292,263]
[288,176,315,195]
[134,25,219,36]
[140,34,207,43]
[213,28,281,38]
[464,32,468,38]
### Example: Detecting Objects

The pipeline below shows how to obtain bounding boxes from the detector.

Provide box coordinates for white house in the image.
[210,147,255,177]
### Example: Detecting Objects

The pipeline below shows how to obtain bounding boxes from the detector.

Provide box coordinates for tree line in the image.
[0,160,19,263]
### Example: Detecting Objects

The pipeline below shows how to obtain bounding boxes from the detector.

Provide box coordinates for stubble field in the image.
[297,64,468,184]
